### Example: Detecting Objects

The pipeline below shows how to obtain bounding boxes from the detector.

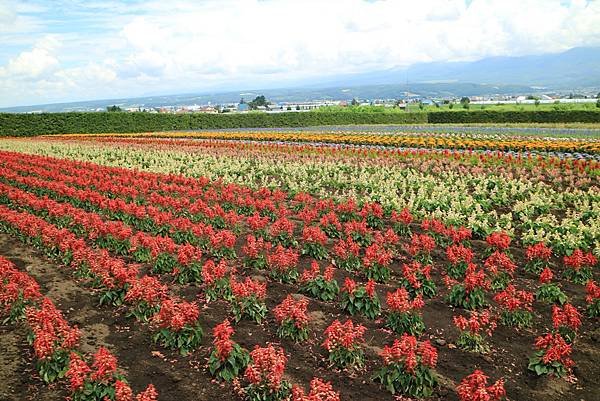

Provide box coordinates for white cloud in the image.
[0,35,60,78]
[1,0,600,107]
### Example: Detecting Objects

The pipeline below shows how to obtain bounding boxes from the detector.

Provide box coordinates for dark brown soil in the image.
[1,230,599,401]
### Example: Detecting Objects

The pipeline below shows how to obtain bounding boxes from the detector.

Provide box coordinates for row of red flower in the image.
[1,151,598,399]
[45,136,600,175]
[1,175,598,399]
[0,204,349,400]
[2,161,599,343]
[1,149,593,254]
[2,158,597,299]
[2,173,597,335]
[0,255,157,400]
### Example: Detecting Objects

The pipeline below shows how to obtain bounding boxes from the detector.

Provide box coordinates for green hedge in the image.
[426,110,600,124]
[0,112,426,136]
[1,109,599,136]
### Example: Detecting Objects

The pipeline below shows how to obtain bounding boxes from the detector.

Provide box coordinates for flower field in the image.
[47,128,600,155]
[0,131,598,401]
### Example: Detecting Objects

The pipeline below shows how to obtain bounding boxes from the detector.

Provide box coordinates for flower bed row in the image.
[46,130,600,154]
[1,139,597,255]
[1,173,598,399]
[0,205,348,400]
[0,255,158,401]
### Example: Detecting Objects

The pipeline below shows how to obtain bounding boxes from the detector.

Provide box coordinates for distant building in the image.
[198,106,218,114]
[277,101,340,111]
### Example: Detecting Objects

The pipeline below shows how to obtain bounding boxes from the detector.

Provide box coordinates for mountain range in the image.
[311,46,600,89]
[1,46,598,113]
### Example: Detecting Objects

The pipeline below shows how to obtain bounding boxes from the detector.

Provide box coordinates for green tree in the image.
[351,98,359,106]
[596,98,600,108]
[534,99,541,106]
[106,105,122,112]
[248,95,268,110]
[460,97,470,105]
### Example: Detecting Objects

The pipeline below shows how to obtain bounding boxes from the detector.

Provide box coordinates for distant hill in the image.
[1,46,598,113]
[0,82,538,113]
[311,46,600,89]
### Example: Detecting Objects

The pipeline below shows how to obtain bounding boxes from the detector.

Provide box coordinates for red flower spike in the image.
[213,319,235,361]
[456,370,505,401]
[244,345,287,391]
[322,319,366,352]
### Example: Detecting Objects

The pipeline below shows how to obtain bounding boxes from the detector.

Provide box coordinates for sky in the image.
[0,0,599,108]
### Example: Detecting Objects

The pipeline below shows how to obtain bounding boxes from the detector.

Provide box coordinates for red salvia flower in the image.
[242,235,272,259]
[342,277,357,295]
[363,243,393,267]
[124,276,168,305]
[177,244,203,267]
[302,226,328,245]
[563,249,597,270]
[391,208,413,226]
[448,226,473,244]
[66,352,91,391]
[267,245,300,272]
[115,380,134,401]
[586,280,600,304]
[332,237,360,260]
[456,370,505,401]
[244,345,287,390]
[213,319,235,360]
[539,267,554,283]
[380,334,438,373]
[230,276,267,300]
[300,261,321,283]
[153,298,200,332]
[552,304,581,331]
[319,211,342,232]
[91,346,118,381]
[494,285,533,312]
[526,242,552,262]
[202,259,230,285]
[26,298,80,359]
[484,251,517,275]
[270,217,295,238]
[386,288,424,313]
[533,333,574,368]
[401,262,432,290]
[485,231,511,251]
[136,384,159,401]
[291,377,340,401]
[405,234,436,257]
[298,208,318,225]
[463,264,490,293]
[380,228,400,246]
[323,265,336,281]
[273,295,309,328]
[322,319,366,351]
[446,244,474,265]
[364,279,377,298]
[247,213,270,231]
[453,310,496,337]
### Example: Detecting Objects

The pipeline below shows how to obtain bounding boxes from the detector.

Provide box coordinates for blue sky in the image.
[1,0,599,107]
